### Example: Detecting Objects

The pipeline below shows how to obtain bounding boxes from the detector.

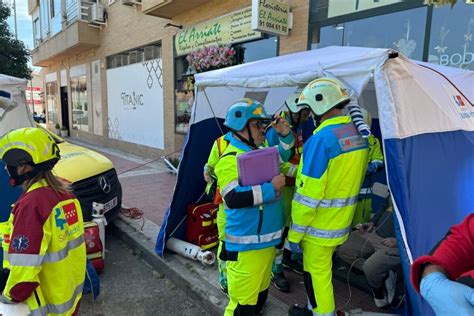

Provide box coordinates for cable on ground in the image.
[121,207,145,231]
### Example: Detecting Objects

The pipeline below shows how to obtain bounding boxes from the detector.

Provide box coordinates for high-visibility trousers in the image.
[302,240,337,316]
[224,247,275,316]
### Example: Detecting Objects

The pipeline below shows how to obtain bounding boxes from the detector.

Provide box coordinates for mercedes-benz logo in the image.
[98,176,111,194]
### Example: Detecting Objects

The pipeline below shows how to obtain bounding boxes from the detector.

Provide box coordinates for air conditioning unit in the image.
[122,0,142,6]
[88,3,105,23]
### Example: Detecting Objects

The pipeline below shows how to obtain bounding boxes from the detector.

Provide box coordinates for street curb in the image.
[109,215,289,316]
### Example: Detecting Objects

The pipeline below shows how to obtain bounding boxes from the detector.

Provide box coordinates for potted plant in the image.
[60,126,69,138]
[54,123,61,135]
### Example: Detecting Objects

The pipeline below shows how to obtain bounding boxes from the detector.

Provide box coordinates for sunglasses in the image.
[249,120,270,129]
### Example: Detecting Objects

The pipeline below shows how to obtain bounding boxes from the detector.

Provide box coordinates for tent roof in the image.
[194,46,391,89]
[0,74,27,86]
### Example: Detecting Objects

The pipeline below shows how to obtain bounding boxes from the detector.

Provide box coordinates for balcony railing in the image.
[142,0,211,19]
[32,0,102,67]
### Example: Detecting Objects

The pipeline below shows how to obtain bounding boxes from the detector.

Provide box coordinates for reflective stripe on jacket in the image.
[214,132,294,252]
[3,180,86,315]
[288,116,369,246]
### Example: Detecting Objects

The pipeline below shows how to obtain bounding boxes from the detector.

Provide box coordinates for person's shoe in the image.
[219,283,228,297]
[288,304,312,316]
[373,296,389,308]
[282,258,304,275]
[385,270,397,304]
[272,272,290,292]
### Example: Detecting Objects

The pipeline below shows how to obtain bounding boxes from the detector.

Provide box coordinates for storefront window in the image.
[312,7,427,61]
[45,81,59,125]
[71,76,88,131]
[174,37,278,134]
[428,3,474,70]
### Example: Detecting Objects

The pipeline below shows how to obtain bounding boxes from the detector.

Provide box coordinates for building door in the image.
[60,87,69,129]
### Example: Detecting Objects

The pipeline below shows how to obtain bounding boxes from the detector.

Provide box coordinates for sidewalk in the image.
[69,138,390,315]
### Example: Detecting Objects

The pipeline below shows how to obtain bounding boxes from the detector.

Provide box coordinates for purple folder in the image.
[237,147,279,186]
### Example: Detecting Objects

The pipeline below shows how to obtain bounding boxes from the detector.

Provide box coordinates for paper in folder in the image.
[237,147,279,186]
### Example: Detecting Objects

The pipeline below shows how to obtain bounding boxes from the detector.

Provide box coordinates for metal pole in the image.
[30,79,34,113]
[13,0,18,40]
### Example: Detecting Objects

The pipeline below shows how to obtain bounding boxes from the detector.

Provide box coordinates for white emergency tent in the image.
[157,46,474,316]
[0,74,35,137]
[0,74,34,228]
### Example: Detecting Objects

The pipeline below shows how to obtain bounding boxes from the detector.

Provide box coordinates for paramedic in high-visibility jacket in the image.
[0,127,86,316]
[214,98,294,315]
[288,78,369,316]
[266,92,312,292]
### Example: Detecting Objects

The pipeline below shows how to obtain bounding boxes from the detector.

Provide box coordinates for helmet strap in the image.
[233,124,258,150]
[6,160,56,187]
[314,115,322,128]
[6,164,39,187]
[286,110,301,131]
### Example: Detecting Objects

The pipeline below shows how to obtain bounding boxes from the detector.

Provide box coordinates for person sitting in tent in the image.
[351,108,384,227]
[336,196,400,307]
[411,213,474,315]
[287,78,369,316]
[265,92,311,293]
[0,127,86,315]
[214,98,293,315]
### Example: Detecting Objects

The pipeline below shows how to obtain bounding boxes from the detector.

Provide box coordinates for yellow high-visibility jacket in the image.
[289,116,369,246]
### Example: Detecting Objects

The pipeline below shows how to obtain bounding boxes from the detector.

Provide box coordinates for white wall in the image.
[106,59,164,149]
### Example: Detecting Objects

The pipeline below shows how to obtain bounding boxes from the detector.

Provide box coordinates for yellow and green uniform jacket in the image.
[215,132,294,252]
[289,116,369,246]
[1,180,86,316]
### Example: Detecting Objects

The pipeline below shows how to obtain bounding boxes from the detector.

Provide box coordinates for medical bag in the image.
[83,221,105,272]
[186,202,218,250]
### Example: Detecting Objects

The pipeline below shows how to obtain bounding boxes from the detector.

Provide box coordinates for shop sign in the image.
[328,0,403,18]
[175,7,261,56]
[251,0,290,36]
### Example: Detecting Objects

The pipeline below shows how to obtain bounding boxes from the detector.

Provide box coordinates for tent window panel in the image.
[428,3,474,70]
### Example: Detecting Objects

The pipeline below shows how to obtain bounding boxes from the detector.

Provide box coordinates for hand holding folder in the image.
[237,147,284,198]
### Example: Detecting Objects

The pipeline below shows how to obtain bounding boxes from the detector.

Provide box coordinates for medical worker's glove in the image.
[420,272,474,316]
[289,242,303,254]
[367,161,383,174]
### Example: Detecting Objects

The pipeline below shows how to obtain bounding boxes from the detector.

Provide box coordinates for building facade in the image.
[28,0,473,156]
[29,0,309,156]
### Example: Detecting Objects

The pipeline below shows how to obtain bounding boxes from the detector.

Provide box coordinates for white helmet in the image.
[297,78,350,116]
